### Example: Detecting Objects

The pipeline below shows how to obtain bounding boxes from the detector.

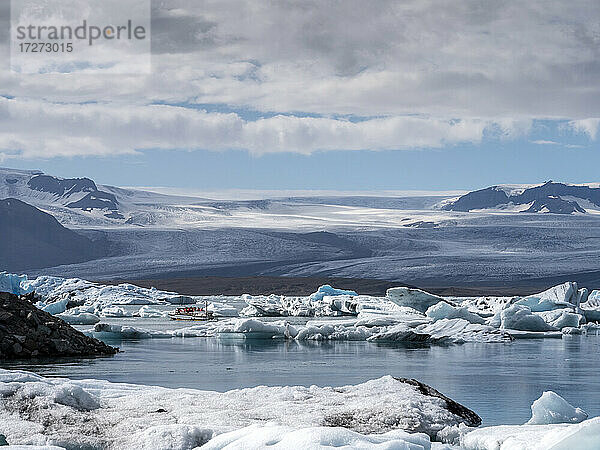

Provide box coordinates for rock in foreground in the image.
[0,292,117,359]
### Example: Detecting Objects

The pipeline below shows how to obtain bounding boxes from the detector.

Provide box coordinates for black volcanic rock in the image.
[0,198,107,271]
[525,197,585,214]
[444,181,600,214]
[0,291,117,359]
[27,173,120,212]
[28,174,97,197]
[442,187,509,212]
[66,191,119,210]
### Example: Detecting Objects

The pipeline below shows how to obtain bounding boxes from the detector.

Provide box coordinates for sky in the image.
[1,0,600,191]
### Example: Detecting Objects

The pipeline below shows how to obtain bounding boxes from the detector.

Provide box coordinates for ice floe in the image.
[1,370,599,449]
[0,370,480,448]
[2,272,600,346]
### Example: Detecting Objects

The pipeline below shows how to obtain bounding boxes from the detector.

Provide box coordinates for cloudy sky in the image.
[1,0,600,190]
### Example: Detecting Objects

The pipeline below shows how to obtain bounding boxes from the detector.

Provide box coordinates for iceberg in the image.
[39,298,70,315]
[0,273,201,310]
[580,290,600,322]
[387,287,448,314]
[527,391,588,425]
[56,312,101,325]
[0,370,481,448]
[0,272,29,296]
[515,282,579,312]
[495,305,558,332]
[308,284,358,302]
[426,301,486,324]
[86,323,171,340]
[461,392,596,449]
[537,309,584,329]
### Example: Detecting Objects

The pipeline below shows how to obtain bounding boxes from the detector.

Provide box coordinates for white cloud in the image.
[569,118,600,140]
[0,97,509,158]
[531,140,560,145]
[0,0,599,159]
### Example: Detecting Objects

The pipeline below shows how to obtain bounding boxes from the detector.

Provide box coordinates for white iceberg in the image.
[494,305,558,332]
[580,290,600,322]
[527,391,588,425]
[537,309,584,330]
[136,306,166,318]
[387,287,448,314]
[56,312,100,325]
[515,282,579,312]
[426,301,486,324]
[86,323,171,340]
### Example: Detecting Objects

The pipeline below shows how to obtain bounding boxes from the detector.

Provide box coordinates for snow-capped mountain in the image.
[442,181,600,214]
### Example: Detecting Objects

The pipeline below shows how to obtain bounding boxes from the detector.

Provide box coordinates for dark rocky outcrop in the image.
[0,198,108,271]
[28,175,97,197]
[0,291,117,359]
[27,173,120,211]
[444,181,600,214]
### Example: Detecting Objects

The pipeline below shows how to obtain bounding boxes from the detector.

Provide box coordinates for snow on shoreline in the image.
[0,370,598,449]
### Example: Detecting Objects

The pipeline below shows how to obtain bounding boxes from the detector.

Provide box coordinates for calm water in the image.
[2,332,600,426]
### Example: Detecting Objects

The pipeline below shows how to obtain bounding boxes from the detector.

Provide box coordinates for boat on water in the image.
[168,305,216,321]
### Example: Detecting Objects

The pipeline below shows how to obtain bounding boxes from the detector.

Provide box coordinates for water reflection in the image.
[2,335,599,425]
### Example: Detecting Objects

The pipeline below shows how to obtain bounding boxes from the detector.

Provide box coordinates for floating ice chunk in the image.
[369,319,510,344]
[206,302,239,317]
[136,306,165,318]
[527,391,588,425]
[201,423,432,450]
[88,323,170,340]
[41,298,69,315]
[98,306,132,318]
[580,291,600,322]
[502,330,563,339]
[56,312,100,325]
[356,309,430,328]
[242,294,289,317]
[387,287,448,314]
[217,319,287,339]
[537,309,584,329]
[417,319,511,343]
[496,305,558,332]
[426,301,486,324]
[515,282,578,312]
[308,285,358,302]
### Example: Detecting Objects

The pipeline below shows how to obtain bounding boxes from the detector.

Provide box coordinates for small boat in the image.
[168,305,215,321]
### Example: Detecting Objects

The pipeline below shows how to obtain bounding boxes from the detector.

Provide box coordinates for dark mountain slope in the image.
[0,198,107,271]
[443,181,599,214]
